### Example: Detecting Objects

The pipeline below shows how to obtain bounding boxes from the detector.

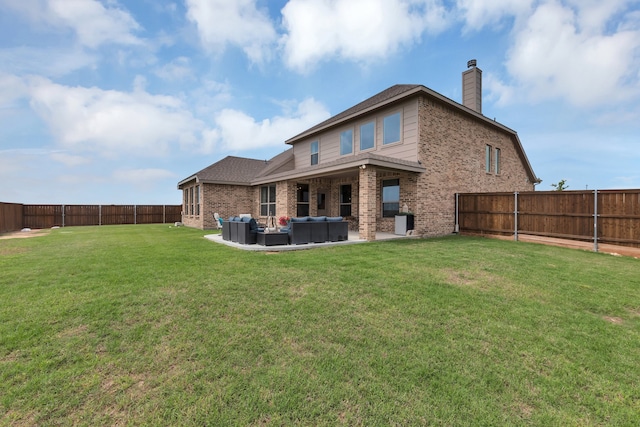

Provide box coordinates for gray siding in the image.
[293,99,419,169]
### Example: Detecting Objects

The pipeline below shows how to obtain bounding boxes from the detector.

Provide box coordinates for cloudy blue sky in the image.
[1,0,639,204]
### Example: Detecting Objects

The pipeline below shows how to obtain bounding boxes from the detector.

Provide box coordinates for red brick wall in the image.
[181,182,254,229]
[181,95,535,237]
[415,95,535,237]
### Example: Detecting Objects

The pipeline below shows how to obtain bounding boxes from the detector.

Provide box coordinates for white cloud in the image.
[0,149,39,175]
[48,0,142,48]
[280,0,451,72]
[0,72,27,106]
[113,168,176,182]
[24,76,207,157]
[488,0,640,107]
[211,98,331,151]
[112,168,178,193]
[154,57,194,81]
[185,0,277,64]
[484,73,515,106]
[0,47,98,78]
[10,75,330,158]
[1,0,143,48]
[50,152,92,167]
[457,0,534,31]
[564,0,630,33]
[0,149,60,203]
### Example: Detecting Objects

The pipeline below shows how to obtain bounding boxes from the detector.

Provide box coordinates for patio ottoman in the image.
[256,231,289,246]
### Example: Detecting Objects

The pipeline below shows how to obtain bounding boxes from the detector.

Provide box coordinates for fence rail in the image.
[456,190,640,250]
[1,203,182,232]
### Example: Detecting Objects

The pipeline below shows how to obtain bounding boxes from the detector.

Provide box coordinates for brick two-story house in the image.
[178,61,538,240]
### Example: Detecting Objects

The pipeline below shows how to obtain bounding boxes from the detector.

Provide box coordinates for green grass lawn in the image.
[1,225,639,426]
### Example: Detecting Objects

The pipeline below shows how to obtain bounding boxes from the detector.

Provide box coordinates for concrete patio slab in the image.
[204,231,414,251]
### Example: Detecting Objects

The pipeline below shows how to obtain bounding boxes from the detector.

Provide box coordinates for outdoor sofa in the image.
[221,215,348,246]
[222,216,263,244]
[285,216,349,245]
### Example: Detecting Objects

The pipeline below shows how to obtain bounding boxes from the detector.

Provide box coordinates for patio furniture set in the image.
[221,216,349,246]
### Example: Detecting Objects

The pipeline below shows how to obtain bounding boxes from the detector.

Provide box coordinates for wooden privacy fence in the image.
[456,190,640,251]
[1,204,182,232]
[0,202,23,233]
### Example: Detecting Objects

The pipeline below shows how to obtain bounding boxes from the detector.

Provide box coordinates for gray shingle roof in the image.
[252,152,425,185]
[254,149,294,179]
[179,83,538,187]
[178,156,270,186]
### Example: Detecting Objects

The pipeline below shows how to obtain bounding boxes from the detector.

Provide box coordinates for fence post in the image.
[163,205,166,224]
[62,204,65,228]
[594,189,598,252]
[134,205,137,225]
[99,205,102,226]
[514,192,519,241]
[454,193,459,233]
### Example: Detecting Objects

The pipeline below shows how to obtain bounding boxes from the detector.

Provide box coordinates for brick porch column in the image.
[358,166,377,241]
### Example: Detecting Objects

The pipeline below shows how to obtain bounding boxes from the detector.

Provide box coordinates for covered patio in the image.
[251,151,425,241]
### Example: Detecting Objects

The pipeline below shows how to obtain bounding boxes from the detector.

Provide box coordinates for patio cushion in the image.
[310,216,327,222]
[290,216,309,222]
[327,216,343,221]
[241,216,252,223]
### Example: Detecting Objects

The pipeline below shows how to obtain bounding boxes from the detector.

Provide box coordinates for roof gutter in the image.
[177,174,198,188]
[252,155,425,185]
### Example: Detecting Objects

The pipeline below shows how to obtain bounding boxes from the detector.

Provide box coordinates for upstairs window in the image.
[485,145,492,173]
[310,141,319,165]
[340,129,353,155]
[360,121,375,151]
[495,147,501,174]
[383,112,401,145]
[382,179,400,217]
[260,185,276,216]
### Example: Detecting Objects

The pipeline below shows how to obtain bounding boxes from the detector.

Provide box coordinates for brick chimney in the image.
[462,59,482,114]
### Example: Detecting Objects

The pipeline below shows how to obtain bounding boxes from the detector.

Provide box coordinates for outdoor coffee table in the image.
[256,231,289,246]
